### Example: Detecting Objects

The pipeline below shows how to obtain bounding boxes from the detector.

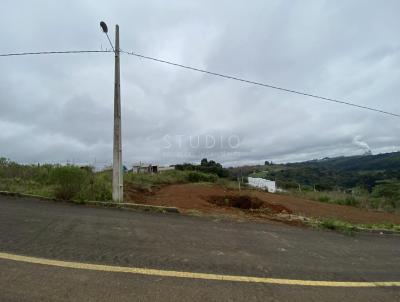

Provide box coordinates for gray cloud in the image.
[1,0,399,168]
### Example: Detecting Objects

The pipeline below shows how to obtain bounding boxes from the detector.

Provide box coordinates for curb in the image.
[0,191,180,214]
[0,191,60,202]
[83,200,180,213]
[353,227,400,235]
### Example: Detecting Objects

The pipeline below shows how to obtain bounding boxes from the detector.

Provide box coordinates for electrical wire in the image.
[1,48,398,118]
[121,50,400,118]
[0,50,112,57]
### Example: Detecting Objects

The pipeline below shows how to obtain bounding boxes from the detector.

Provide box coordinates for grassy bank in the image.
[311,218,400,235]
[0,158,221,201]
[0,161,112,201]
[281,189,399,213]
[124,170,218,191]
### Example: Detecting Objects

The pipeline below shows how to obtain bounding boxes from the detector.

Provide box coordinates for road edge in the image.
[0,191,180,214]
[1,190,399,234]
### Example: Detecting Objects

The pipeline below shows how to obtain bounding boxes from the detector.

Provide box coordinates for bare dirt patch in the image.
[124,183,400,225]
[207,194,292,214]
[207,195,263,209]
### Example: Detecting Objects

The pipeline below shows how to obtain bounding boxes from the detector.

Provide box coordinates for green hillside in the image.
[229,151,400,192]
[227,152,400,212]
[292,152,400,173]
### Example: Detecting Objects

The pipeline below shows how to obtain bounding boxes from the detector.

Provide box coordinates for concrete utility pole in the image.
[100,21,123,202]
[112,24,123,202]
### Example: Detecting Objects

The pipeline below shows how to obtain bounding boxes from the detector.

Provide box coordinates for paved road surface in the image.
[0,195,399,301]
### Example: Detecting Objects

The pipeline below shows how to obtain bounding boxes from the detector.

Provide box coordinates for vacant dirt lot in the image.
[124,183,400,225]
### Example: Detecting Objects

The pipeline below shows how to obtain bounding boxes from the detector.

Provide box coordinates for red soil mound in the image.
[207,194,292,214]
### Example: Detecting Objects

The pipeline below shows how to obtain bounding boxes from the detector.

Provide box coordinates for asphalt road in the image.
[0,195,399,301]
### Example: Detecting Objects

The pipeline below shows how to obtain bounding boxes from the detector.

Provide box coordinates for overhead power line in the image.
[0,50,111,57]
[1,49,398,118]
[121,50,400,118]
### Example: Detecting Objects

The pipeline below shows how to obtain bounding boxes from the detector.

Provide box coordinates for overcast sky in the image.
[1,0,399,167]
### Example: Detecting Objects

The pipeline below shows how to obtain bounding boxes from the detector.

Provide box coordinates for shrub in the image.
[176,159,229,177]
[76,171,112,201]
[92,173,112,201]
[51,166,88,200]
[216,178,241,190]
[337,196,359,206]
[318,195,330,203]
[186,171,217,183]
[371,181,400,211]
[319,219,355,235]
[124,170,218,193]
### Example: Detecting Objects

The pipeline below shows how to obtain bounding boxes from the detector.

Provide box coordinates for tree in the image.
[200,158,208,166]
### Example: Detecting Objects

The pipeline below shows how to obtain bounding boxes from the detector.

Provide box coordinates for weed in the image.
[124,170,218,191]
[317,195,330,203]
[51,166,88,200]
[317,219,356,235]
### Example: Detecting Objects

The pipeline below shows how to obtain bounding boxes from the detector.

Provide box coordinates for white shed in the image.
[248,177,276,193]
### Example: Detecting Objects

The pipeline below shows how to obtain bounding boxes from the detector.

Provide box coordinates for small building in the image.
[132,163,156,173]
[132,163,175,174]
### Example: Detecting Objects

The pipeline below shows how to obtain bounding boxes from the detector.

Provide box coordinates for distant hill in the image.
[290,152,400,172]
[228,152,400,191]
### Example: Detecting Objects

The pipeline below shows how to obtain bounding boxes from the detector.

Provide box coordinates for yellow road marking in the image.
[0,252,399,287]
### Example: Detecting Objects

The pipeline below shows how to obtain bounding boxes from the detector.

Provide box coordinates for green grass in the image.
[316,219,356,235]
[124,170,218,191]
[281,189,400,212]
[248,171,269,178]
[0,161,112,201]
[317,195,331,203]
[358,222,400,232]
[0,160,222,202]
[216,178,242,190]
[311,218,400,235]
[0,178,55,198]
[305,191,362,206]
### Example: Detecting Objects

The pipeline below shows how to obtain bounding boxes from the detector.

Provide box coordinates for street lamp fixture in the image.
[100,21,122,202]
